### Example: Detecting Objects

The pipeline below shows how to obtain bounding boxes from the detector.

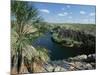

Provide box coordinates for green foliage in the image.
[35,46,50,62]
[11,1,39,25]
[51,24,95,48]
[52,33,82,47]
[11,0,39,55]
[34,21,49,36]
[49,23,96,36]
[11,1,49,74]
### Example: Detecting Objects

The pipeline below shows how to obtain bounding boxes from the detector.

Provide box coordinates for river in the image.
[33,32,86,60]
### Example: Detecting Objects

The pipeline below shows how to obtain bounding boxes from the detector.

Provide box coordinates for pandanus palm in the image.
[11,1,49,74]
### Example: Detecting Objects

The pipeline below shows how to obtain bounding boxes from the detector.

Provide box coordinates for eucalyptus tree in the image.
[11,1,49,74]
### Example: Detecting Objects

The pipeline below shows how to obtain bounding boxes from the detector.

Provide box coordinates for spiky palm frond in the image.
[35,46,50,62]
[11,1,49,74]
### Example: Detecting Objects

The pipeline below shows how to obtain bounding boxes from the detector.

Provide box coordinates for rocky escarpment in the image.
[51,29,96,54]
[42,54,96,72]
[46,28,96,72]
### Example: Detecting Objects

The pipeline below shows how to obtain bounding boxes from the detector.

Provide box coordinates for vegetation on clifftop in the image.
[51,24,95,53]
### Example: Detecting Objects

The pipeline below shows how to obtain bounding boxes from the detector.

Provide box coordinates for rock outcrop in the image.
[42,54,96,72]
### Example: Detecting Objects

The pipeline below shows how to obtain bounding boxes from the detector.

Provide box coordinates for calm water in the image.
[33,32,84,60]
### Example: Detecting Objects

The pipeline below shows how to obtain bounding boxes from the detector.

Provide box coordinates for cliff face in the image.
[51,28,95,54]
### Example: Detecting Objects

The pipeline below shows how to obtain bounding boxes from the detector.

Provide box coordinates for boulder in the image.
[85,63,93,70]
[68,55,87,62]
[87,54,96,62]
[60,67,67,71]
[54,66,61,72]
[68,61,94,70]
[44,63,54,72]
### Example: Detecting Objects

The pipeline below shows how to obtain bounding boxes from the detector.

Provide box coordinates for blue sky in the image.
[32,2,96,24]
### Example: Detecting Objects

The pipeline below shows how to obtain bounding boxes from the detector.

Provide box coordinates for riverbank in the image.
[31,25,96,73]
[51,27,95,55]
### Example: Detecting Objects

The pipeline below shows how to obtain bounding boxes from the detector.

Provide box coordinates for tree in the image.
[34,20,49,36]
[11,1,49,74]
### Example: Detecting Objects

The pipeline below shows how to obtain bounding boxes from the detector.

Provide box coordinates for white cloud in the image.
[89,18,95,22]
[63,12,68,15]
[62,8,65,10]
[40,9,50,14]
[58,12,68,16]
[66,5,70,8]
[83,19,89,22]
[58,13,65,16]
[80,11,86,14]
[62,5,70,11]
[70,12,72,14]
[68,16,72,19]
[89,12,95,16]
